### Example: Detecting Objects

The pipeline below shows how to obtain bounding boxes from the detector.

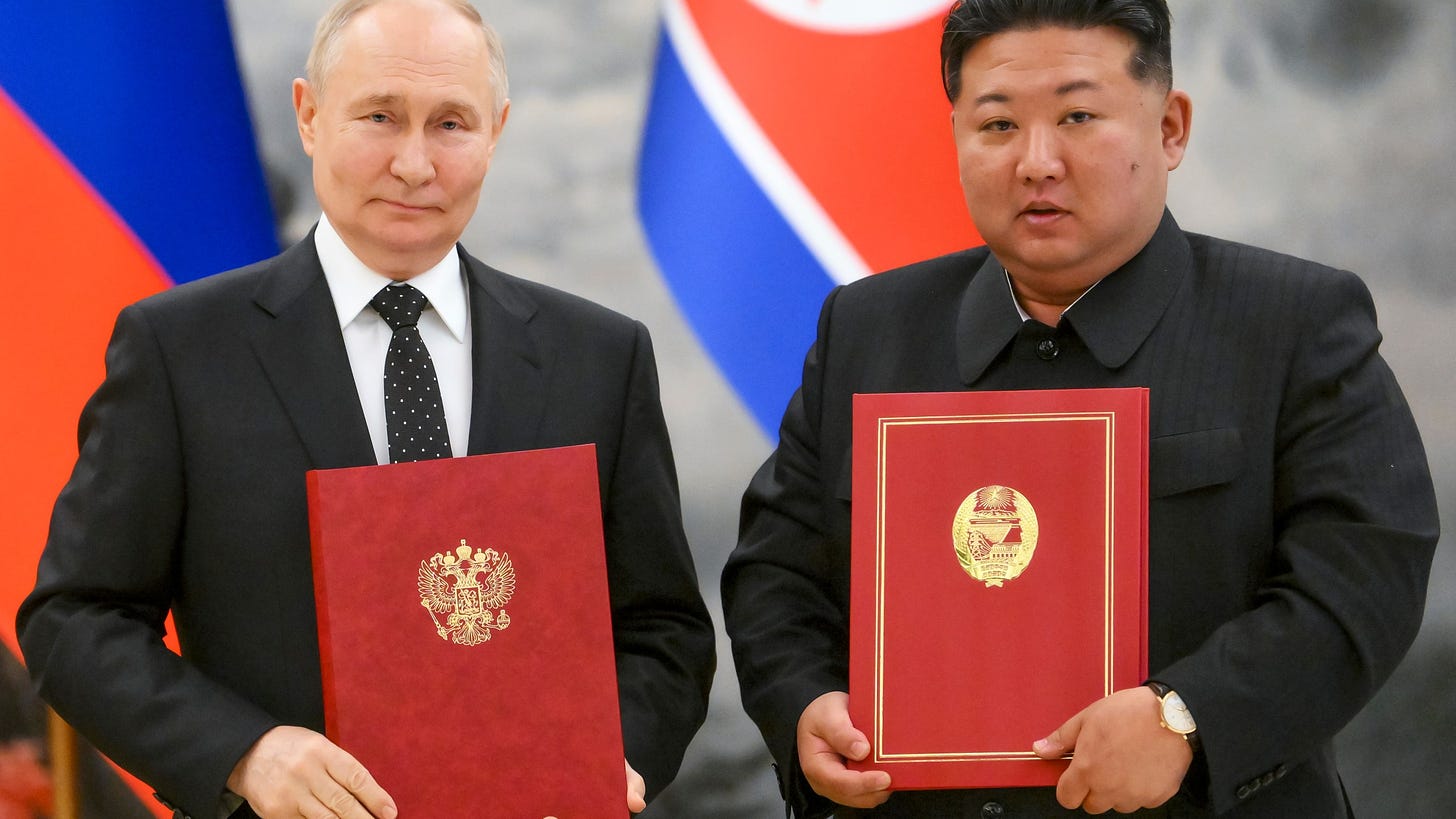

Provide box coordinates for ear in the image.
[1160,88,1193,171]
[293,78,318,157]
[485,98,511,163]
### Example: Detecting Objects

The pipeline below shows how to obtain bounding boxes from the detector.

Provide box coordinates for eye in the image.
[440,120,460,131]
[369,112,389,123]
[981,119,1015,133]
[1063,110,1094,125]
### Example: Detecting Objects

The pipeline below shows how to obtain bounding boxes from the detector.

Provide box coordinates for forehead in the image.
[330,1,492,102]
[959,25,1140,99]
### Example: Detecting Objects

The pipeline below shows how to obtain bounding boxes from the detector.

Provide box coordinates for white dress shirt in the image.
[314,215,473,465]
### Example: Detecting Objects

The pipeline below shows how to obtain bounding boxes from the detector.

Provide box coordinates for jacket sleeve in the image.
[16,305,279,818]
[722,287,847,819]
[1155,269,1438,813]
[602,320,717,801]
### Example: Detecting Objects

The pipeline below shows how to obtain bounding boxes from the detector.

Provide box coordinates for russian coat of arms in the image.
[951,485,1040,588]
[418,539,516,645]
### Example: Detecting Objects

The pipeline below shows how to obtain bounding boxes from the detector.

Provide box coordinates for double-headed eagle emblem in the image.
[418,539,516,645]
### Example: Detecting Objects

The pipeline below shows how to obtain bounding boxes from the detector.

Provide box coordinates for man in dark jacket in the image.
[722,1,1438,816]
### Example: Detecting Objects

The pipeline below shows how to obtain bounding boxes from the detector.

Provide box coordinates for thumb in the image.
[822,710,872,762]
[1033,711,1083,759]
[803,696,871,761]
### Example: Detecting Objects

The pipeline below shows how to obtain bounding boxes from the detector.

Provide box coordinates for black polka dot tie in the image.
[370,283,452,463]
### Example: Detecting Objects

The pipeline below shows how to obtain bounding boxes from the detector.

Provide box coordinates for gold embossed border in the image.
[872,412,1118,763]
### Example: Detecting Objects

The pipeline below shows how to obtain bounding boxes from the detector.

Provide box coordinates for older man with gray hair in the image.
[17,1,715,817]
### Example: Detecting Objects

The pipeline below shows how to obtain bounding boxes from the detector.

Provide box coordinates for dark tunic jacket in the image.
[723,212,1438,818]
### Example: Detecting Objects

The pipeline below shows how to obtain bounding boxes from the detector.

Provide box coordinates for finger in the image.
[801,749,892,805]
[625,759,647,813]
[323,755,396,819]
[806,701,871,761]
[1055,765,1089,811]
[806,770,893,809]
[1034,710,1084,759]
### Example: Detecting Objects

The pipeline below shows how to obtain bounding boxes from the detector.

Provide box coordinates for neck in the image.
[1008,274,1092,326]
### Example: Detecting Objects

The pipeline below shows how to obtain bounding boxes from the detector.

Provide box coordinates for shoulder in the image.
[126,242,309,325]
[462,252,646,345]
[829,246,990,316]
[1185,232,1368,298]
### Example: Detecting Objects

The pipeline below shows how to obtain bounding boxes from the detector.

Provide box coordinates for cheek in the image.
[440,151,492,193]
[324,143,382,188]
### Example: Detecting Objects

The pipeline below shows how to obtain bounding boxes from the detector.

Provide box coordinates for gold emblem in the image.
[952,486,1039,587]
[418,539,516,645]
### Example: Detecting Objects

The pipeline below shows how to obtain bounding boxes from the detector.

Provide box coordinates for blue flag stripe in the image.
[638,27,835,435]
[0,2,277,283]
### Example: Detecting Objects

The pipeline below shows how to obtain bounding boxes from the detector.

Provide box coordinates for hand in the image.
[226,726,397,819]
[795,691,891,809]
[625,759,646,814]
[1033,687,1192,813]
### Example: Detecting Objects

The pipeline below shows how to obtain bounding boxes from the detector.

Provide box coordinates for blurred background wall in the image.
[1,1,1447,816]
[228,1,1453,816]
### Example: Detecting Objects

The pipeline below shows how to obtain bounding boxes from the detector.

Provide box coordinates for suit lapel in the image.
[247,237,376,470]
[462,250,548,455]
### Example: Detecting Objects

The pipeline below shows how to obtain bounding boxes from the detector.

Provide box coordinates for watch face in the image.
[1161,691,1197,734]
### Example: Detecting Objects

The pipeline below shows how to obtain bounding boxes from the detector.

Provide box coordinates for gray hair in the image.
[305,0,509,125]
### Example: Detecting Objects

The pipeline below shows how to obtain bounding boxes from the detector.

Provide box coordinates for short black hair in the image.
[941,0,1173,103]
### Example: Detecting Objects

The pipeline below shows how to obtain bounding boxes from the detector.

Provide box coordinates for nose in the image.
[390,129,437,187]
[1016,126,1064,183]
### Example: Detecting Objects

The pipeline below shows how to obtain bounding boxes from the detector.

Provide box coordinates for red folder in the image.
[849,389,1148,789]
[307,444,624,815]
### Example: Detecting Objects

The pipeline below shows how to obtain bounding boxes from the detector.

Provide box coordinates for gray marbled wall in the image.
[228,1,1454,815]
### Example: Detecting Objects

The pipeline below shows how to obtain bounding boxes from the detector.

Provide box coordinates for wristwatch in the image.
[1145,680,1201,753]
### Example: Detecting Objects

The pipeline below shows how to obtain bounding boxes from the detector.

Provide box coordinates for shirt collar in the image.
[957,209,1191,384]
[1004,269,1103,323]
[314,214,469,343]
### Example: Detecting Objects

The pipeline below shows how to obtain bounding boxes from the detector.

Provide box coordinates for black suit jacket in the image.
[722,212,1437,818]
[18,235,715,817]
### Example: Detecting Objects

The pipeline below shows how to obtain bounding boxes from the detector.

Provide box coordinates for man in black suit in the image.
[721,1,1437,816]
[17,1,714,817]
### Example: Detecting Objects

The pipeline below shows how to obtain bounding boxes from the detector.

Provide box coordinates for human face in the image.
[951,26,1190,302]
[293,0,508,278]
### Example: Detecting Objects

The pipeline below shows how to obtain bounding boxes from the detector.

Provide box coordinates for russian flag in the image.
[638,0,980,434]
[0,0,275,698]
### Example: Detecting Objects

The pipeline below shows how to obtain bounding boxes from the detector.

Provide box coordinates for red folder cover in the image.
[307,444,624,816]
[849,389,1148,789]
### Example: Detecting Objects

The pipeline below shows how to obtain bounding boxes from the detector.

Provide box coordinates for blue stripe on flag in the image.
[638,27,836,436]
[0,2,277,283]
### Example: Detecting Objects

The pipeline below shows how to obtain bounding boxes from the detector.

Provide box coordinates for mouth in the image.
[378,199,438,213]
[1019,203,1067,224]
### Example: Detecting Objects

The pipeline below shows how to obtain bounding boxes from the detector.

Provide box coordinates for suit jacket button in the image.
[1274,764,1289,779]
[1036,338,1060,360]
[1237,784,1254,799]
[1261,771,1276,787]
[981,801,1006,818]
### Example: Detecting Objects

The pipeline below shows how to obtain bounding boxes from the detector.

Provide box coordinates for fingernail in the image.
[1033,739,1050,753]
[849,740,869,759]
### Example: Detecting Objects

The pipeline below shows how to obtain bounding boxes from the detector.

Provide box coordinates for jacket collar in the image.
[248,233,550,467]
[956,209,1190,384]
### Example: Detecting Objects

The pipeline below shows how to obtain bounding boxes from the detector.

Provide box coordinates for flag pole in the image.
[47,707,80,819]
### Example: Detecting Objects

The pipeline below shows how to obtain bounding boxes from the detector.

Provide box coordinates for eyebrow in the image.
[1054,79,1099,95]
[356,93,482,118]
[972,79,1101,107]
